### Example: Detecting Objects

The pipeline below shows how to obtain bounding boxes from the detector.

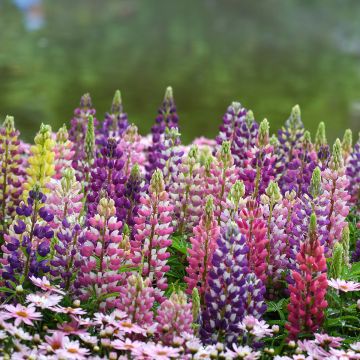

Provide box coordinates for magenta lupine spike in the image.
[346,133,360,209]
[208,141,238,223]
[69,93,98,172]
[239,119,275,198]
[171,145,204,233]
[117,124,145,177]
[237,199,268,283]
[86,138,127,222]
[0,116,23,234]
[116,273,155,327]
[286,214,328,340]
[131,169,173,301]
[200,223,249,345]
[261,182,288,291]
[155,291,193,345]
[320,139,350,254]
[185,195,220,300]
[98,90,129,148]
[53,125,75,180]
[76,197,128,310]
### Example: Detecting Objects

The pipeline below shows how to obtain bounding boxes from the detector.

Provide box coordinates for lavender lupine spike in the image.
[69,94,97,174]
[239,119,275,198]
[86,137,127,222]
[261,181,288,291]
[98,90,129,147]
[0,116,23,234]
[171,145,204,233]
[0,188,54,285]
[346,133,360,210]
[131,169,173,302]
[320,139,350,254]
[146,87,180,181]
[200,223,249,345]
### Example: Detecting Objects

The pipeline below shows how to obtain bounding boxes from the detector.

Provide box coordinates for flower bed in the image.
[0,87,359,359]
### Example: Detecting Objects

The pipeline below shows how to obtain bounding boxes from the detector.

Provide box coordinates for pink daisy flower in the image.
[231,344,260,359]
[52,320,87,335]
[314,333,343,348]
[328,279,360,292]
[134,343,181,360]
[29,276,65,295]
[55,338,89,359]
[6,324,32,341]
[111,338,143,351]
[113,320,146,335]
[51,306,87,316]
[38,332,65,353]
[0,304,41,326]
[26,292,62,309]
[238,316,273,339]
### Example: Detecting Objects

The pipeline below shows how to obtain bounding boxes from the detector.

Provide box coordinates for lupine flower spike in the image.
[0,116,23,234]
[286,213,328,340]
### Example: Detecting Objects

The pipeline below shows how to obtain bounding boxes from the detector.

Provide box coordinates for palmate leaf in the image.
[171,234,189,255]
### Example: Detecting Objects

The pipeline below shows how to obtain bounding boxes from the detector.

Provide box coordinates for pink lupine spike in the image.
[131,169,173,302]
[185,196,220,302]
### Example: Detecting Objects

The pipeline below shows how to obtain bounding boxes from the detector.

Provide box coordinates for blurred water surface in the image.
[0,0,360,142]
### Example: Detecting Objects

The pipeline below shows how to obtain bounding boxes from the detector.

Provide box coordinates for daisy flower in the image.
[135,343,181,360]
[52,320,87,335]
[329,348,360,359]
[55,338,89,360]
[238,316,273,339]
[79,333,98,345]
[314,333,343,348]
[231,344,260,359]
[111,338,143,351]
[113,320,146,335]
[29,276,65,295]
[328,279,360,292]
[350,342,360,352]
[1,304,42,326]
[51,306,87,316]
[38,332,65,353]
[6,324,32,341]
[26,293,62,309]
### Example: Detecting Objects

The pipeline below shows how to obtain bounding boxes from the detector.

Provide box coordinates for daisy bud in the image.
[99,330,106,338]
[73,299,81,307]
[105,326,114,336]
[272,325,280,333]
[93,346,100,352]
[33,334,41,343]
[15,285,24,293]
[109,352,117,360]
[288,341,296,348]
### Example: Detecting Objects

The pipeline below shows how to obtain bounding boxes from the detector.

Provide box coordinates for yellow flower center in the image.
[16,311,28,318]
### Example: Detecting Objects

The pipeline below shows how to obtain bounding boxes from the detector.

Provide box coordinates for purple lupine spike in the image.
[86,137,127,222]
[347,134,360,210]
[124,164,144,233]
[145,87,180,181]
[215,102,259,169]
[98,90,129,148]
[200,223,249,345]
[0,189,54,285]
[238,119,276,199]
[69,93,98,170]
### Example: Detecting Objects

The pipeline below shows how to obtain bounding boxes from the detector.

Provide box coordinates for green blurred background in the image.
[1,0,360,143]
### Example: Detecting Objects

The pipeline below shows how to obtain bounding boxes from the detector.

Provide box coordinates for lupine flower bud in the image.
[84,116,95,166]
[331,138,344,171]
[258,119,269,148]
[342,129,352,161]
[265,181,282,204]
[192,287,200,322]
[315,122,327,151]
[331,242,344,279]
[309,167,322,199]
[340,225,350,267]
